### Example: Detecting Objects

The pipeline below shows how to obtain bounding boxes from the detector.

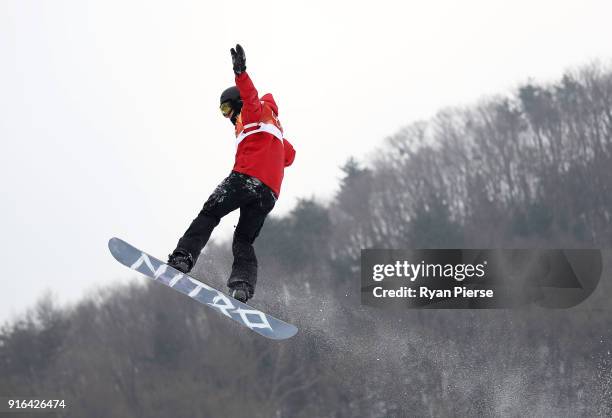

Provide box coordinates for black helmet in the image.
[220,86,240,104]
[220,86,242,123]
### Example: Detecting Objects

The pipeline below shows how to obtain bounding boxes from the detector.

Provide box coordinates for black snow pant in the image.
[174,171,276,295]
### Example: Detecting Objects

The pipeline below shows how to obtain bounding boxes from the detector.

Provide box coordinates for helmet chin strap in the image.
[229,100,242,125]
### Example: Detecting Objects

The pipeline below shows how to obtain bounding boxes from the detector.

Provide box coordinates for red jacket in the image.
[232,72,295,196]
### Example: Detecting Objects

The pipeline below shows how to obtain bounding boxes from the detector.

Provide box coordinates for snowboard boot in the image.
[167,249,194,273]
[229,282,253,303]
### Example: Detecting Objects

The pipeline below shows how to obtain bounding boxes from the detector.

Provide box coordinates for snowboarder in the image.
[167,44,296,303]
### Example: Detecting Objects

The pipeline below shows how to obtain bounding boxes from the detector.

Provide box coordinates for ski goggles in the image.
[220,101,233,117]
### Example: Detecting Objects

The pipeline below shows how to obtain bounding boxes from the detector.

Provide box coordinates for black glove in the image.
[230,44,247,75]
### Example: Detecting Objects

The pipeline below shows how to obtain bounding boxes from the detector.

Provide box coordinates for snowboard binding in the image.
[167,249,194,273]
[229,282,253,303]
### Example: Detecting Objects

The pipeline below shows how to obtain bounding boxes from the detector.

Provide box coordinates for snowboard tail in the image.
[108,237,297,340]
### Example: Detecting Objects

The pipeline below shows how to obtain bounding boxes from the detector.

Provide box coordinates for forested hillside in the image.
[2,63,612,417]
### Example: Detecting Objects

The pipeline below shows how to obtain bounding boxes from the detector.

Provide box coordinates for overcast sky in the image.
[1,0,611,322]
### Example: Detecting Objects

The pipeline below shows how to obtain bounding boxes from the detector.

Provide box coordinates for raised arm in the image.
[231,44,262,124]
[235,72,262,124]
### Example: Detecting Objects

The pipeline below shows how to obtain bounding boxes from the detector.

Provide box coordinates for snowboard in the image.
[108,237,298,340]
